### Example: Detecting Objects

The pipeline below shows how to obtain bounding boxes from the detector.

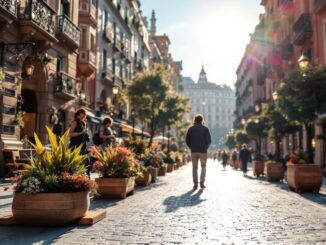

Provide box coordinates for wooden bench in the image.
[2,149,32,177]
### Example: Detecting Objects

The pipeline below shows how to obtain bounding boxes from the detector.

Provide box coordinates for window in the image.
[81,28,87,49]
[90,34,95,52]
[56,57,62,72]
[102,10,108,31]
[102,49,107,69]
[60,2,70,17]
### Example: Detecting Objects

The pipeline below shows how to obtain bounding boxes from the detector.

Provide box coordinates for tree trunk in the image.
[148,104,155,148]
[275,139,281,161]
[257,138,261,160]
[305,123,314,163]
[167,124,170,153]
[162,126,165,146]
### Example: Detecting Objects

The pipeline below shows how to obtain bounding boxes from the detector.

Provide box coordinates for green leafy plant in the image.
[12,127,97,194]
[15,111,26,128]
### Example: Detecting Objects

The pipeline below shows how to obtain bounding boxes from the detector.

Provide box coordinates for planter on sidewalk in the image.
[265,161,284,182]
[149,167,158,183]
[95,177,135,199]
[253,160,264,177]
[167,164,174,173]
[158,165,167,176]
[12,192,89,225]
[287,164,323,193]
[136,169,152,186]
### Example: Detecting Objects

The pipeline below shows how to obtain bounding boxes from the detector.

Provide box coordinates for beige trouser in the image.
[191,152,207,184]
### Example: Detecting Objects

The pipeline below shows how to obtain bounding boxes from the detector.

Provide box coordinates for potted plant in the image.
[164,153,175,172]
[286,151,323,193]
[264,160,284,182]
[135,163,152,186]
[90,146,140,199]
[11,127,97,226]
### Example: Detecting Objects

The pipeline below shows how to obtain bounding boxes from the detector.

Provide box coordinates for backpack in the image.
[92,131,102,146]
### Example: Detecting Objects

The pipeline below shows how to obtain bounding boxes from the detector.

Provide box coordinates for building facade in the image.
[183,67,235,147]
[235,0,326,166]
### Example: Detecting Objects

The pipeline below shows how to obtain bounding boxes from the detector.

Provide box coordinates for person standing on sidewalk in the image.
[239,144,251,176]
[221,150,228,170]
[185,114,212,190]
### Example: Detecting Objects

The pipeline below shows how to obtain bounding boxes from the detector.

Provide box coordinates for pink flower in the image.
[3,186,9,191]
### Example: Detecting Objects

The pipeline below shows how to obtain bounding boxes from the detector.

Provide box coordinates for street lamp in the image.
[298,54,310,70]
[272,91,278,101]
[112,86,119,95]
[255,104,261,113]
[241,118,246,125]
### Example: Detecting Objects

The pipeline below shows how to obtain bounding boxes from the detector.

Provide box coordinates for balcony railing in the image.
[79,50,96,67]
[54,72,76,99]
[57,15,80,48]
[0,0,18,18]
[113,37,122,52]
[104,24,113,42]
[293,13,312,45]
[314,0,326,13]
[102,66,113,82]
[22,0,56,36]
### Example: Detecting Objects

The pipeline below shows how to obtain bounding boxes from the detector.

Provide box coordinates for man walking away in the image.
[239,144,251,176]
[185,114,212,190]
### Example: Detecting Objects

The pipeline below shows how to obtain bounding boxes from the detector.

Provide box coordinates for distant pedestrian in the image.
[185,114,212,190]
[213,151,217,162]
[69,108,90,176]
[221,150,228,170]
[239,144,251,176]
[231,150,238,166]
[99,117,116,148]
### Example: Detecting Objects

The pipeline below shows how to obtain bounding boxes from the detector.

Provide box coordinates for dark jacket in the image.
[239,148,251,162]
[185,123,211,153]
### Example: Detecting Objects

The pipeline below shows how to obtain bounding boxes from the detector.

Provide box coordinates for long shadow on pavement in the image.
[163,189,205,213]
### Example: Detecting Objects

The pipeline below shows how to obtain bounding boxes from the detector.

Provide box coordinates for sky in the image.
[141,0,264,88]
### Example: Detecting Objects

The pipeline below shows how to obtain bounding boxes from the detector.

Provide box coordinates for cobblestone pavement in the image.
[0,160,326,245]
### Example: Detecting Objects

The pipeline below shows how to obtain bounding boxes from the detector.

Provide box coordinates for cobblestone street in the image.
[1,160,326,245]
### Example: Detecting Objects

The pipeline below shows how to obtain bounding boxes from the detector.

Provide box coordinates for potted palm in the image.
[90,146,140,199]
[286,151,323,193]
[11,127,97,226]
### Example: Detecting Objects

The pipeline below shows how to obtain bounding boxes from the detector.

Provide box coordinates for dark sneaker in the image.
[193,185,198,190]
[200,182,206,189]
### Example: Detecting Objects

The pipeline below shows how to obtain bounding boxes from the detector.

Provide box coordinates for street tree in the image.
[127,65,171,146]
[277,66,326,162]
[235,131,249,148]
[245,116,268,160]
[224,134,236,150]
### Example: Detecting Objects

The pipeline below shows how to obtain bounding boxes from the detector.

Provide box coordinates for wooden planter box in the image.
[287,164,323,193]
[158,166,167,176]
[167,164,174,172]
[176,160,182,168]
[149,167,158,183]
[12,192,89,226]
[265,162,284,181]
[136,170,151,186]
[253,160,264,177]
[95,177,135,199]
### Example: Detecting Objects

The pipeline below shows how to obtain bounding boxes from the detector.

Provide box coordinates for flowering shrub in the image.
[11,127,97,195]
[123,137,147,156]
[287,151,308,164]
[89,146,140,178]
[141,148,166,169]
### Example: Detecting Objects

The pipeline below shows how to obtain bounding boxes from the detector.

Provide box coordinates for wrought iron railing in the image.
[0,0,17,17]
[57,15,80,46]
[54,72,76,96]
[293,13,312,45]
[23,0,56,36]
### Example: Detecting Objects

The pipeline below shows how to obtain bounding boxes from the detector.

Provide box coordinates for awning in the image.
[85,110,102,124]
[119,123,150,137]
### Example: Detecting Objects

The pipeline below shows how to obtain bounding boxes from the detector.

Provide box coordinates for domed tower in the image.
[198,66,208,84]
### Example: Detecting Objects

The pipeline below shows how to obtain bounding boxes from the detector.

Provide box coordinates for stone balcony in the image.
[102,66,113,83]
[53,72,77,100]
[20,0,57,43]
[56,15,80,50]
[78,50,96,76]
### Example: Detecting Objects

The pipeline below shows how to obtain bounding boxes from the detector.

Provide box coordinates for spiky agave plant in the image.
[28,126,88,176]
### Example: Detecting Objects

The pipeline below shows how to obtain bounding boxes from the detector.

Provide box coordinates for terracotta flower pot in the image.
[287,164,323,193]
[253,160,264,177]
[167,164,174,172]
[158,166,167,176]
[149,167,158,183]
[265,162,284,181]
[12,192,89,226]
[136,170,152,186]
[95,177,135,199]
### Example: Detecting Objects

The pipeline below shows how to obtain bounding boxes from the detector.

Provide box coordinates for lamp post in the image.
[112,86,119,115]
[131,109,136,139]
